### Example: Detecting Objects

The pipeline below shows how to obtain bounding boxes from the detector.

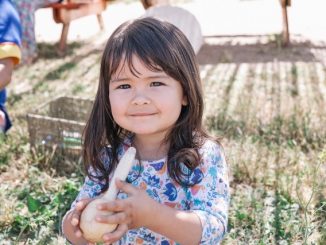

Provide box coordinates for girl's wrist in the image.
[142,197,161,229]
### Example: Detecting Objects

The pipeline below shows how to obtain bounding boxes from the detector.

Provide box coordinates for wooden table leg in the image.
[280,0,290,46]
[96,14,104,30]
[59,23,70,52]
[281,5,290,46]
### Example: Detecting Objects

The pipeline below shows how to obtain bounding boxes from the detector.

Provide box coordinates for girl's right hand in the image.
[69,198,95,244]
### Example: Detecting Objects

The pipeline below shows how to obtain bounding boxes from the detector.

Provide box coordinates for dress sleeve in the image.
[189,141,230,244]
[70,172,107,209]
[0,43,21,65]
[70,147,112,209]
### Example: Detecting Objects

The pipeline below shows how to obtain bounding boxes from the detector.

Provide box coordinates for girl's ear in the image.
[182,95,188,106]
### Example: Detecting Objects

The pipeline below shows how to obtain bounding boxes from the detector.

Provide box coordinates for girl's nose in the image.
[131,90,151,105]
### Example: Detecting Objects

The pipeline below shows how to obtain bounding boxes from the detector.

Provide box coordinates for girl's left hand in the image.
[96,179,157,244]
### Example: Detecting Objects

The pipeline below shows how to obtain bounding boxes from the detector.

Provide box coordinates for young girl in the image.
[62,17,229,245]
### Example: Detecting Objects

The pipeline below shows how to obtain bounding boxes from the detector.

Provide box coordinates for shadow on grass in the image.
[206,112,326,151]
[44,62,77,80]
[36,42,83,81]
[42,45,101,81]
[37,42,83,60]
[197,34,325,65]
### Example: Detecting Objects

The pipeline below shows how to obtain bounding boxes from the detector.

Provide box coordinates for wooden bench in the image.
[47,0,106,52]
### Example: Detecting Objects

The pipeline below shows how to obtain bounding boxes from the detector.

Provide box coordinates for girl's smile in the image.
[109,55,187,140]
[129,112,158,117]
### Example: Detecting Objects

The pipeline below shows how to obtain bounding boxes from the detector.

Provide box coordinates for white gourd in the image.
[79,147,136,243]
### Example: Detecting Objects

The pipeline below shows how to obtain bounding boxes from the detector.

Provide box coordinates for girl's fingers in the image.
[97,199,128,212]
[75,201,86,211]
[103,224,128,244]
[115,179,137,195]
[75,198,92,210]
[68,209,83,237]
[72,198,93,225]
[70,209,81,226]
[97,211,129,224]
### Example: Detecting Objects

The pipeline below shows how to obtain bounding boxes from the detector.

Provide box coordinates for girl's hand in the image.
[69,198,96,245]
[96,179,157,244]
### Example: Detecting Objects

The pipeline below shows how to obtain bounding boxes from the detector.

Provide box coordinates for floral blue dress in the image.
[68,136,230,244]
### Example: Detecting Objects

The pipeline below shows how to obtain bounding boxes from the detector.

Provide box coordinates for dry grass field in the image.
[199,35,326,244]
[0,1,325,244]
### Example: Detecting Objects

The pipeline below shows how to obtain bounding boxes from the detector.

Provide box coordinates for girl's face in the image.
[109,55,187,140]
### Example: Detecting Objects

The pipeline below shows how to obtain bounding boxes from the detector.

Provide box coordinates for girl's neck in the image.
[132,134,169,161]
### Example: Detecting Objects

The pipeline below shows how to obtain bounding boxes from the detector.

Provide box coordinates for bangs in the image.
[108,48,164,80]
[104,18,179,81]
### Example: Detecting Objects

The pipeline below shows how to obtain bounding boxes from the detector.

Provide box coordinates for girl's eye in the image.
[117,84,131,89]
[150,81,164,87]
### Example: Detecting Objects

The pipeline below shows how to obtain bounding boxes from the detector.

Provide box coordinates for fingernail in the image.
[71,218,78,226]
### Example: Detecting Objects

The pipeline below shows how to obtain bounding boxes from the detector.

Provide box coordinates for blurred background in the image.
[0,0,325,244]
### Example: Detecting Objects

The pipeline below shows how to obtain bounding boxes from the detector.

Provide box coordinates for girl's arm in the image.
[149,141,229,244]
[145,197,203,244]
[187,141,230,243]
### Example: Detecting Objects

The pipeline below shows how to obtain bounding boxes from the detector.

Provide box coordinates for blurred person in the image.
[0,0,22,133]
[12,0,62,64]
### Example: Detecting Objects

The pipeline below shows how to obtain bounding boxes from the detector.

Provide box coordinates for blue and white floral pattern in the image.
[69,137,229,244]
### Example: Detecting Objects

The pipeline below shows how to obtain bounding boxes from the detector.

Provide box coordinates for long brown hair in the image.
[83,17,210,187]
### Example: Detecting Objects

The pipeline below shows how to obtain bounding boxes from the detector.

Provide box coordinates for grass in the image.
[1,3,326,244]
[202,35,326,244]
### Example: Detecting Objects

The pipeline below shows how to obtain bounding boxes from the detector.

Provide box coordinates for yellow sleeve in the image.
[0,43,21,65]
